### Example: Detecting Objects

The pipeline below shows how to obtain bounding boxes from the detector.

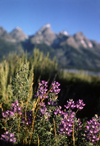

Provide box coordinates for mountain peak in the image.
[73,32,94,48]
[0,26,4,30]
[74,31,85,38]
[38,23,51,32]
[0,27,5,36]
[57,31,68,36]
[74,32,85,41]
[76,32,84,35]
[15,27,22,31]
[31,24,56,45]
[60,31,68,36]
[43,23,51,28]
[10,27,28,42]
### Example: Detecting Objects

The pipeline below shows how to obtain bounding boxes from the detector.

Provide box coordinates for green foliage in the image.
[0,48,100,119]
[0,48,58,112]
[0,50,100,145]
[11,65,31,103]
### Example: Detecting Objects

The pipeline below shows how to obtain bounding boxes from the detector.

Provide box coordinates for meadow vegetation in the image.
[0,48,100,146]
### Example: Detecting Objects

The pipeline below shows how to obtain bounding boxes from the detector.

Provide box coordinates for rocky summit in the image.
[10,27,29,42]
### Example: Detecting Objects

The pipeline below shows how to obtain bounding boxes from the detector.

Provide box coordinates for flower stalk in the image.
[96,132,100,146]
[72,122,75,146]
[38,136,39,146]
[17,113,21,143]
[53,118,58,146]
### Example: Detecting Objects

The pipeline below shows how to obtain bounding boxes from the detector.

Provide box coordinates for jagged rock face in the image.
[30,24,56,46]
[52,31,94,49]
[0,27,5,36]
[60,32,93,49]
[0,27,16,42]
[74,32,84,40]
[10,27,28,42]
[52,31,69,47]
[91,40,100,48]
[73,32,93,48]
[61,36,79,48]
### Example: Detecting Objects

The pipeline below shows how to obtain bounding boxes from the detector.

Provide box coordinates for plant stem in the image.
[72,122,75,146]
[38,136,39,146]
[96,132,100,146]
[53,118,58,146]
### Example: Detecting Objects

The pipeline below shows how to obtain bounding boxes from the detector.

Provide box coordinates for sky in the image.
[0,0,100,43]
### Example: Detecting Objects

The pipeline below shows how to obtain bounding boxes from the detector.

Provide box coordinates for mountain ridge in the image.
[0,24,100,71]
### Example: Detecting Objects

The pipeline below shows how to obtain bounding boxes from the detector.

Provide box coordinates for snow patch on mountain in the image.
[80,40,87,48]
[60,31,68,36]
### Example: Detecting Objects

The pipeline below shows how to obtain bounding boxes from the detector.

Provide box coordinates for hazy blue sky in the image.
[0,0,100,42]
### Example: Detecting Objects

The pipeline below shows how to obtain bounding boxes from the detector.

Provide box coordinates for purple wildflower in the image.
[0,131,16,144]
